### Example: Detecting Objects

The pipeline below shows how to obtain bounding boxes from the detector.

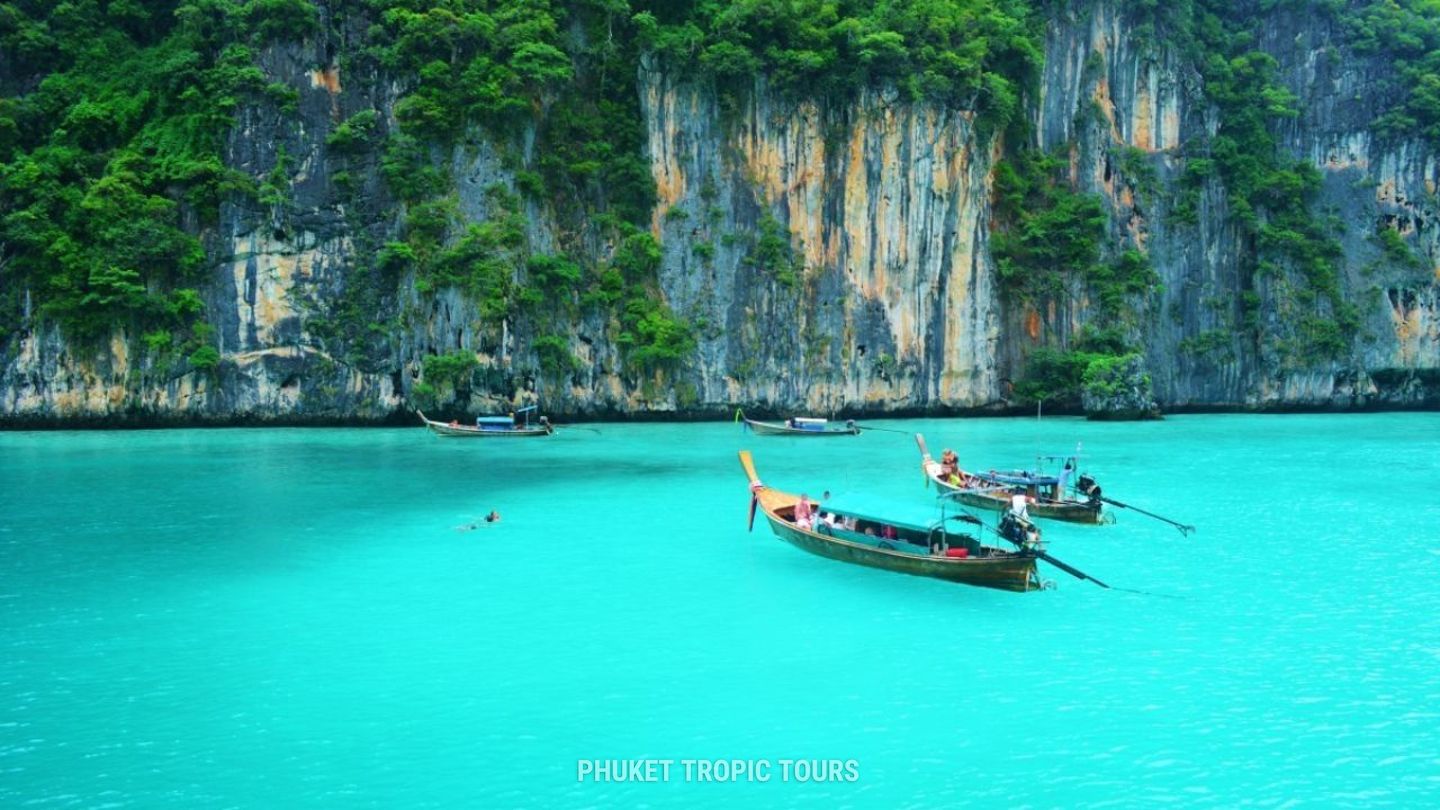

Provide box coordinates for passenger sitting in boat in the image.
[881,524,897,540]
[450,420,459,427]
[795,494,814,529]
[864,527,876,536]
[940,448,959,475]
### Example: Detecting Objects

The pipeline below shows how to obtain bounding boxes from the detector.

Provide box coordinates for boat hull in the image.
[764,513,1038,591]
[744,418,860,437]
[938,480,1103,524]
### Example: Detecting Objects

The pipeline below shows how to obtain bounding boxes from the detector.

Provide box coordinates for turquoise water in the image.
[3,414,1439,807]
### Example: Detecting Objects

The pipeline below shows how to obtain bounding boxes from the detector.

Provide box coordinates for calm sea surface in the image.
[2,414,1438,807]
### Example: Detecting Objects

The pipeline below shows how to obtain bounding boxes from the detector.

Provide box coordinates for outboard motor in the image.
[1076,474,1102,504]
[999,509,1043,552]
[998,512,1024,546]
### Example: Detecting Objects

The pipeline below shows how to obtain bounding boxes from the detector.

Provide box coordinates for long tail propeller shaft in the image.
[1101,496,1195,535]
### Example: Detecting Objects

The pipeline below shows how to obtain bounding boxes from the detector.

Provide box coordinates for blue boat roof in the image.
[978,471,1059,486]
[477,416,514,425]
[815,494,950,533]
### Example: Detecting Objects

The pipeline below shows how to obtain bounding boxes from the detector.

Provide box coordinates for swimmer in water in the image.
[455,510,501,532]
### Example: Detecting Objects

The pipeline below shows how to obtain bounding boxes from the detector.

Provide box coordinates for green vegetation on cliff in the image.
[1182,0,1359,365]
[639,0,1042,133]
[1344,0,1440,143]
[2,0,1436,407]
[0,0,320,357]
[993,147,1158,407]
[359,0,690,378]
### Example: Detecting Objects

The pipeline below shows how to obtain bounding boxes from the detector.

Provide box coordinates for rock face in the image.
[1039,2,1440,411]
[2,1,1438,425]
[642,68,1000,415]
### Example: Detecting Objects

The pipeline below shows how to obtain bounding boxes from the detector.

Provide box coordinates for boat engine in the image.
[1076,474,1102,504]
[999,512,1044,552]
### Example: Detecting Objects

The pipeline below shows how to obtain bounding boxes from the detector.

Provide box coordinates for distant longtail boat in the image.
[418,406,554,438]
[736,409,860,436]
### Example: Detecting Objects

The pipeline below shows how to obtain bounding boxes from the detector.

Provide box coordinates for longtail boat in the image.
[737,409,860,436]
[738,450,1043,592]
[418,406,554,438]
[915,433,1104,524]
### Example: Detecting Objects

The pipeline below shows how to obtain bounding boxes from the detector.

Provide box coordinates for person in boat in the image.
[795,494,814,529]
[450,419,459,427]
[880,524,897,541]
[1000,495,1041,549]
[1051,460,1073,502]
[485,510,501,523]
[1009,493,1030,521]
[510,411,520,428]
[940,449,959,476]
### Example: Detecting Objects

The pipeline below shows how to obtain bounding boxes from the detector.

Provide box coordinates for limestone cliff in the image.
[1038,1,1439,409]
[2,1,1436,425]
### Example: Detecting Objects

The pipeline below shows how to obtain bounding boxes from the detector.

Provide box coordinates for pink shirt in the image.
[795,499,813,524]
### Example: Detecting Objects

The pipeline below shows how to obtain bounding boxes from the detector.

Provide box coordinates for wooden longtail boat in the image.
[738,410,860,436]
[738,450,1041,592]
[915,434,1104,525]
[418,407,554,438]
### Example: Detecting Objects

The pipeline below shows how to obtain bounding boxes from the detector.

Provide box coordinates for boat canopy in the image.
[817,494,950,533]
[978,471,1059,486]
[477,416,514,426]
[792,417,828,425]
